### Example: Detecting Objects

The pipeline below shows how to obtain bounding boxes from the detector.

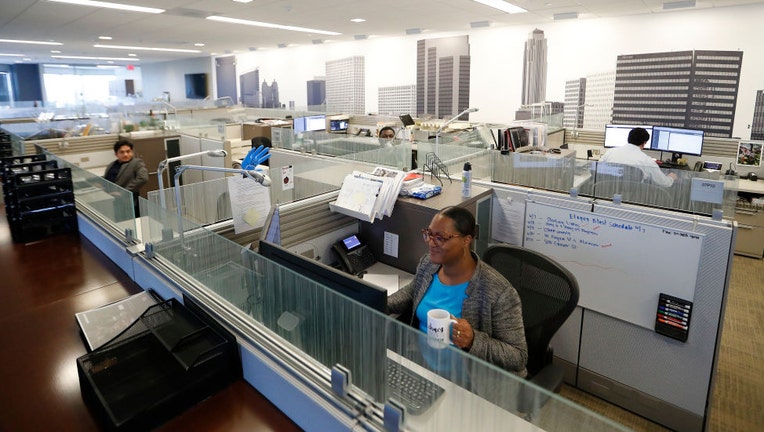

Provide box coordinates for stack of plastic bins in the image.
[0,131,11,158]
[77,298,240,431]
[2,161,77,243]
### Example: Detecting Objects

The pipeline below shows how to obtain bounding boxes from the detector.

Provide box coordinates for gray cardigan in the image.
[388,252,528,377]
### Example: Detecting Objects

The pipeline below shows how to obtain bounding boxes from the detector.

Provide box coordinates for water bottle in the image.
[462,162,472,197]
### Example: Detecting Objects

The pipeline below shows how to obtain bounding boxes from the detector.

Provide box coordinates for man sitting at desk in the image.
[599,127,676,187]
[387,206,528,377]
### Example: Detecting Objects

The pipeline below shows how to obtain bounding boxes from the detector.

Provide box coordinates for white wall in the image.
[140,57,213,103]
[143,3,764,139]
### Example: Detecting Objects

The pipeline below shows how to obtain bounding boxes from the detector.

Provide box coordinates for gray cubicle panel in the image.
[574,202,733,432]
[485,184,735,432]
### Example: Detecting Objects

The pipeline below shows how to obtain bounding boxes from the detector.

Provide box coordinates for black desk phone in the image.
[332,234,376,275]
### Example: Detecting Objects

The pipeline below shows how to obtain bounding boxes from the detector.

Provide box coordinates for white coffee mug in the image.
[427,308,458,348]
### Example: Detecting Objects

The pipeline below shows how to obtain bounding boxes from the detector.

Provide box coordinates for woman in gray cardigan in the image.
[387,206,528,377]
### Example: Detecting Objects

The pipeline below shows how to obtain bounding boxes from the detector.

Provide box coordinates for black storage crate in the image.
[2,160,60,188]
[76,299,240,431]
[7,203,78,243]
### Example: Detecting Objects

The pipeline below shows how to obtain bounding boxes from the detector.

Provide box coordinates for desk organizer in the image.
[77,298,240,431]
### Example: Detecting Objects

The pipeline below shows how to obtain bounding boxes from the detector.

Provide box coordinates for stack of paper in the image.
[331,167,405,222]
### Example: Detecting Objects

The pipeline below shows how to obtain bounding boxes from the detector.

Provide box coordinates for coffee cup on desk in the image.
[427,309,457,348]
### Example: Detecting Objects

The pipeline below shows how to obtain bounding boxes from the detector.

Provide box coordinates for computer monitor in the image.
[604,124,654,149]
[292,117,307,134]
[651,126,704,161]
[305,115,326,132]
[329,118,349,132]
[258,240,387,313]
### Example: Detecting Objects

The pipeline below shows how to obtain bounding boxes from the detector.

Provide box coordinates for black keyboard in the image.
[386,358,445,415]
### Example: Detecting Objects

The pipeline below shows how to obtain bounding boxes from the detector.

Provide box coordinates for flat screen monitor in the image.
[305,115,326,131]
[604,124,653,149]
[258,240,387,313]
[651,126,704,157]
[184,73,208,99]
[292,117,307,134]
[329,119,349,132]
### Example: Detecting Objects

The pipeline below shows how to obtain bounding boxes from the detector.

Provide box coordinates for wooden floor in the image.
[0,203,301,432]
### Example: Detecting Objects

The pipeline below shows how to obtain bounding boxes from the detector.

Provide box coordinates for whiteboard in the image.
[523,201,704,329]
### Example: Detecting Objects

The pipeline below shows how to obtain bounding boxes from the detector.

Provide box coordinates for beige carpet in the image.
[560,254,764,431]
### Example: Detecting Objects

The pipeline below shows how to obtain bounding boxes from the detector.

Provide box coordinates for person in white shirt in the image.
[599,127,677,187]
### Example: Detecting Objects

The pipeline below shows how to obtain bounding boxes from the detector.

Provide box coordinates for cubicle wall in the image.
[482,180,735,432]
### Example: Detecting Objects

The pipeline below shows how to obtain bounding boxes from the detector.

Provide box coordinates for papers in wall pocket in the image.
[330,167,405,222]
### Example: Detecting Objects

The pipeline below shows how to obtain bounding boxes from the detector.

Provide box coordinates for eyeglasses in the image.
[421,228,462,247]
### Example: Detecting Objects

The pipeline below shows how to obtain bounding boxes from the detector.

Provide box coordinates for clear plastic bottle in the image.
[462,162,472,197]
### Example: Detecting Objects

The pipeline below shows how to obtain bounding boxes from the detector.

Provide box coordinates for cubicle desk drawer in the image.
[734,207,764,258]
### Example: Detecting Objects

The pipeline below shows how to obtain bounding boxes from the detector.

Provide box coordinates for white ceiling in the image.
[0,0,761,65]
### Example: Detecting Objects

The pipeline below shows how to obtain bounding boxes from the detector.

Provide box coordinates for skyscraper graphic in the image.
[613,50,743,138]
[378,85,416,116]
[261,79,280,108]
[239,69,260,107]
[522,29,548,106]
[416,36,471,120]
[563,78,586,129]
[307,78,326,111]
[582,71,616,130]
[325,56,365,114]
[751,90,764,141]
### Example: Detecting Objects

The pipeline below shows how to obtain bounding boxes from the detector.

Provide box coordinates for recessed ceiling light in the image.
[51,50,62,53]
[128,53,136,56]
[194,43,205,47]
[52,55,139,61]
[94,44,201,53]
[232,0,254,3]
[45,0,165,14]
[98,36,112,40]
[472,0,526,14]
[23,58,32,61]
[0,53,25,57]
[350,18,366,23]
[206,15,341,36]
[0,38,62,46]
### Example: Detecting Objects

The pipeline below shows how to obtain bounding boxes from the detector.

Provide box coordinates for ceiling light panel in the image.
[52,55,139,61]
[206,15,341,36]
[45,0,165,14]
[472,0,526,14]
[94,44,201,53]
[0,39,63,46]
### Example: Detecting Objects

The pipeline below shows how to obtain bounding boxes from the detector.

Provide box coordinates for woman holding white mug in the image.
[388,206,528,377]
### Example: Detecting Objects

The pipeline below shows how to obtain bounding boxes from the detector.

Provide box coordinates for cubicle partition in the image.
[483,180,736,432]
[67,177,629,431]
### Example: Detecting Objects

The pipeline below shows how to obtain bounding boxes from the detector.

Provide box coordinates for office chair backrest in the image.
[482,245,579,378]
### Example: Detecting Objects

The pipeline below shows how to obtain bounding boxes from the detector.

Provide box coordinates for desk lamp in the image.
[173,165,271,247]
[435,107,478,156]
[157,150,227,209]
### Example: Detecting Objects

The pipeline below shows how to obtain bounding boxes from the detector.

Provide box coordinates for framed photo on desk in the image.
[737,140,762,167]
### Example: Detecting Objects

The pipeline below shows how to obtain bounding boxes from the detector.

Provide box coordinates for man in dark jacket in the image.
[104,140,148,217]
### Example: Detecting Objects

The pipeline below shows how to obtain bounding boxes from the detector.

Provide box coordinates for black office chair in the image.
[481,244,579,414]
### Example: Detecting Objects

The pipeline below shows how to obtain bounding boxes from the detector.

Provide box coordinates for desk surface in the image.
[362,261,414,296]
[736,178,764,194]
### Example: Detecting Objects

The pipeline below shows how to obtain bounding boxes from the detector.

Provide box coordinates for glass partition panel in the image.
[45,152,136,236]
[491,150,577,194]
[143,206,628,430]
[577,161,730,216]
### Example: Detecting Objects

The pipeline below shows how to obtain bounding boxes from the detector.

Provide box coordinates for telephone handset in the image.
[332,234,377,275]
